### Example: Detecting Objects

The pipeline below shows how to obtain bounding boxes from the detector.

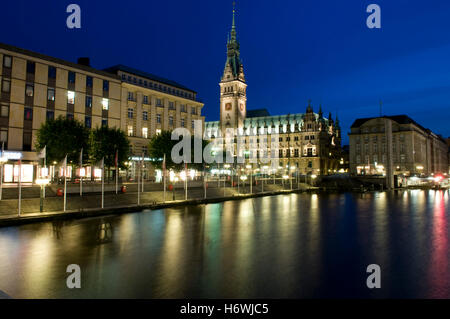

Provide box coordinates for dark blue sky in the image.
[2,0,450,144]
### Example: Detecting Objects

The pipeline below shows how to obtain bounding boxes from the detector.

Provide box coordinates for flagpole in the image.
[63,155,67,212]
[203,164,206,199]
[101,157,104,209]
[115,149,118,195]
[18,159,22,217]
[43,145,46,199]
[141,153,144,193]
[137,160,141,205]
[163,154,166,202]
[184,163,188,200]
[80,148,83,197]
[0,142,4,201]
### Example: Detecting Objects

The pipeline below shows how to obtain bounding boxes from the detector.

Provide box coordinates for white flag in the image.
[59,155,67,176]
[38,146,46,159]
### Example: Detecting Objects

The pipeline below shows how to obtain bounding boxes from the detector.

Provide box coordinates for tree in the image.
[89,126,130,178]
[35,116,89,164]
[148,130,210,171]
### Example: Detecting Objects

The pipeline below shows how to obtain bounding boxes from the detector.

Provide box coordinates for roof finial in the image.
[232,1,236,29]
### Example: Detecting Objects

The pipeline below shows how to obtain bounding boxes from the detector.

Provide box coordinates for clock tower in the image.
[219,3,247,135]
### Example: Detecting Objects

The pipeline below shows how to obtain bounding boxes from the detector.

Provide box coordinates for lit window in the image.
[25,84,34,97]
[47,88,55,101]
[142,127,148,138]
[127,125,133,136]
[67,91,75,104]
[156,129,161,135]
[102,98,109,110]
[85,96,92,108]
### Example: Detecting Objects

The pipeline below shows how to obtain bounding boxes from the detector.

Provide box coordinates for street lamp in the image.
[246,165,252,193]
[35,178,50,212]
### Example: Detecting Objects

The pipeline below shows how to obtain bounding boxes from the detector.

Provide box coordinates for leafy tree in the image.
[89,126,130,177]
[35,116,89,164]
[148,130,210,171]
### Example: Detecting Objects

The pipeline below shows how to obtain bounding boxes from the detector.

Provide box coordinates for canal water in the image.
[0,190,449,299]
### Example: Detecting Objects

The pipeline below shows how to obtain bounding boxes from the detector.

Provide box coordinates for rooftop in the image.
[104,64,196,94]
[0,42,120,80]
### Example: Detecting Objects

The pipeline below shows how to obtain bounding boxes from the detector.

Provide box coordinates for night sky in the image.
[2,0,450,144]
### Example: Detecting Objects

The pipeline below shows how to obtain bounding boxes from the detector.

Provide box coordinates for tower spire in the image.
[223,1,243,80]
[230,1,237,42]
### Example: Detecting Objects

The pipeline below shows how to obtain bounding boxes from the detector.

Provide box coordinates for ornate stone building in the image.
[204,7,342,176]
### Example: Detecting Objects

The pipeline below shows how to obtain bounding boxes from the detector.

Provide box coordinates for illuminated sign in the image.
[2,151,23,160]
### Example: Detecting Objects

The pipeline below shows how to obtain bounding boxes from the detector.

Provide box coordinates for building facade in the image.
[104,65,204,157]
[0,43,121,182]
[0,43,204,183]
[104,65,204,179]
[204,8,342,176]
[349,115,449,176]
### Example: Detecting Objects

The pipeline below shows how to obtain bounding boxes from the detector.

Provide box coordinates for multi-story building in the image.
[0,43,204,183]
[0,43,121,183]
[204,7,342,176]
[349,115,448,177]
[104,65,204,178]
[104,65,204,156]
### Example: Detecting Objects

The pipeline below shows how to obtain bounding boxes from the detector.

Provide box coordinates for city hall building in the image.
[0,42,203,183]
[349,115,449,176]
[204,9,343,175]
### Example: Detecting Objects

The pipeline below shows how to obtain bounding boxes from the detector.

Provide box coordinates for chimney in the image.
[77,57,90,67]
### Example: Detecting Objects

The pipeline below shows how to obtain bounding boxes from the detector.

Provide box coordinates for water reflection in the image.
[0,190,448,298]
[428,191,449,298]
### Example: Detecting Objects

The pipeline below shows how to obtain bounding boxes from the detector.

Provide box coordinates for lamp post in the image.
[169,170,175,201]
[0,155,7,200]
[283,174,289,189]
[246,165,252,194]
[36,178,50,212]
[224,164,230,197]
[240,175,247,193]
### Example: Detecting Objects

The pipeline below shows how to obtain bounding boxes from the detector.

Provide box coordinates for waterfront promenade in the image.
[0,180,312,226]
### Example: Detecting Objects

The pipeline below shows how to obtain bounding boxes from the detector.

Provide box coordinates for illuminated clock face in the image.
[225,103,232,111]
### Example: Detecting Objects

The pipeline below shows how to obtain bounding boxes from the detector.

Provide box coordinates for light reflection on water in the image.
[0,190,449,298]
